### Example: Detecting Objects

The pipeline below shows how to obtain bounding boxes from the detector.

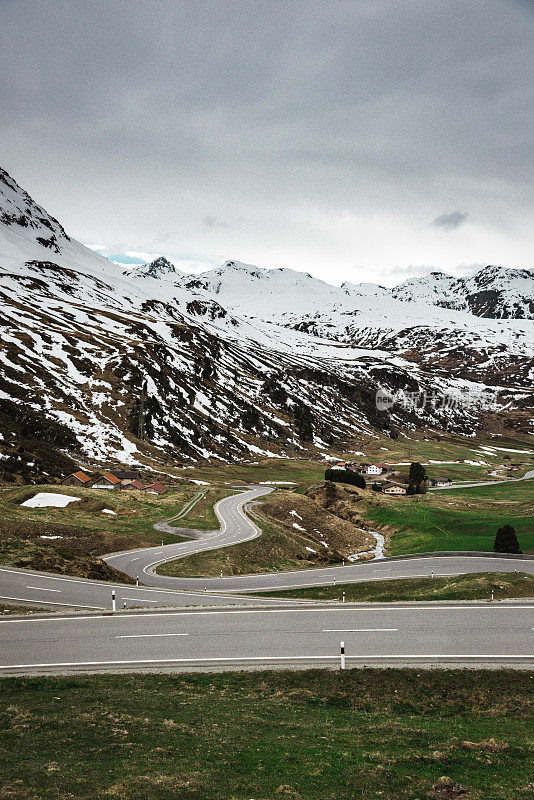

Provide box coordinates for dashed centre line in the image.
[116,633,189,639]
[323,628,398,633]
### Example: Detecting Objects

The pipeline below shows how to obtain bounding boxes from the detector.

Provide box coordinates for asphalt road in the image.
[1,484,533,674]
[1,602,532,675]
[428,470,534,491]
[1,485,533,610]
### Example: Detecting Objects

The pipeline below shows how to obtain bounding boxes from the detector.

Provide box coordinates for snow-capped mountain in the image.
[389,266,534,319]
[129,256,185,280]
[0,167,532,478]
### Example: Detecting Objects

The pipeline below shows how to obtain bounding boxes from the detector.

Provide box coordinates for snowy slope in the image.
[175,260,533,384]
[0,167,532,477]
[389,265,534,319]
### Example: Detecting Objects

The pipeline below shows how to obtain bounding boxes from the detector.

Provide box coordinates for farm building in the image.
[145,482,167,494]
[111,470,142,481]
[123,480,147,490]
[430,477,452,487]
[92,473,122,490]
[383,482,407,495]
[61,470,93,487]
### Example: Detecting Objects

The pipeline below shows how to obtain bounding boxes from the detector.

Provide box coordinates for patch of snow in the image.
[101,509,117,515]
[21,492,81,508]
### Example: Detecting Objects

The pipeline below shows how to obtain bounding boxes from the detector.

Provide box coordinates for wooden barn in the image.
[122,479,147,490]
[145,482,167,494]
[61,470,93,487]
[92,473,122,490]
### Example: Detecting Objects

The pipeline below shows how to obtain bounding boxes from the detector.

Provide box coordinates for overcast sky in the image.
[1,0,532,285]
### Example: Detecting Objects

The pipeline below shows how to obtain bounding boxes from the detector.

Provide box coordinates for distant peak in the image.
[132,256,178,279]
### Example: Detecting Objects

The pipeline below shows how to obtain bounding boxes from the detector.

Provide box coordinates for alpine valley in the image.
[0,167,533,480]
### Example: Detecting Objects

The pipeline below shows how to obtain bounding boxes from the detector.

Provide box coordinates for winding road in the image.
[0,484,532,674]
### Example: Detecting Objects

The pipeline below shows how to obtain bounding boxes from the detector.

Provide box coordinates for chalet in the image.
[430,477,452,487]
[366,464,383,475]
[123,479,147,490]
[92,473,122,490]
[145,482,167,494]
[383,482,407,495]
[61,470,93,487]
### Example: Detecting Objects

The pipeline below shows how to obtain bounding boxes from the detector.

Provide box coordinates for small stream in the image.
[347,529,386,561]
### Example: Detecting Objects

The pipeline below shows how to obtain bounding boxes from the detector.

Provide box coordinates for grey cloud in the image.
[431,212,469,231]
[0,0,532,277]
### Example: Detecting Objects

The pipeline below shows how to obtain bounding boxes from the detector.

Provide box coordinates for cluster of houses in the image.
[333,461,392,476]
[332,460,407,494]
[61,470,168,494]
[331,460,452,495]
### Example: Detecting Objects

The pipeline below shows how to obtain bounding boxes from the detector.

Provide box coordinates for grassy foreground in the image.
[0,670,532,800]
[256,571,534,603]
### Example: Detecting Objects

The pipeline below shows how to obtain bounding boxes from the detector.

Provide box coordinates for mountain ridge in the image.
[0,167,532,479]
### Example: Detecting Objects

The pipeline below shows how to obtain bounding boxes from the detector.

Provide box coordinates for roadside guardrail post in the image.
[340,641,345,670]
[112,590,116,612]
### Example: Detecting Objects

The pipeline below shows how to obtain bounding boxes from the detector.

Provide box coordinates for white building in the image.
[366,464,383,475]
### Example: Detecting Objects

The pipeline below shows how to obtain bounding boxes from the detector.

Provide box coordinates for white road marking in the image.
[0,568,194,594]
[323,628,398,633]
[116,633,188,639]
[130,557,141,562]
[0,654,532,672]
[26,586,62,593]
[1,604,532,625]
[0,594,104,610]
[122,597,158,603]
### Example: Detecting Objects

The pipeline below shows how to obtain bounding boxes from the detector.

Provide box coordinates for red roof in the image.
[128,480,146,490]
[72,471,92,483]
[102,473,121,485]
[145,482,167,493]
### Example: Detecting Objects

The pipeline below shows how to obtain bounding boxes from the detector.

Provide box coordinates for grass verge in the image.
[0,603,43,616]
[254,571,534,603]
[174,488,240,530]
[0,669,532,800]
